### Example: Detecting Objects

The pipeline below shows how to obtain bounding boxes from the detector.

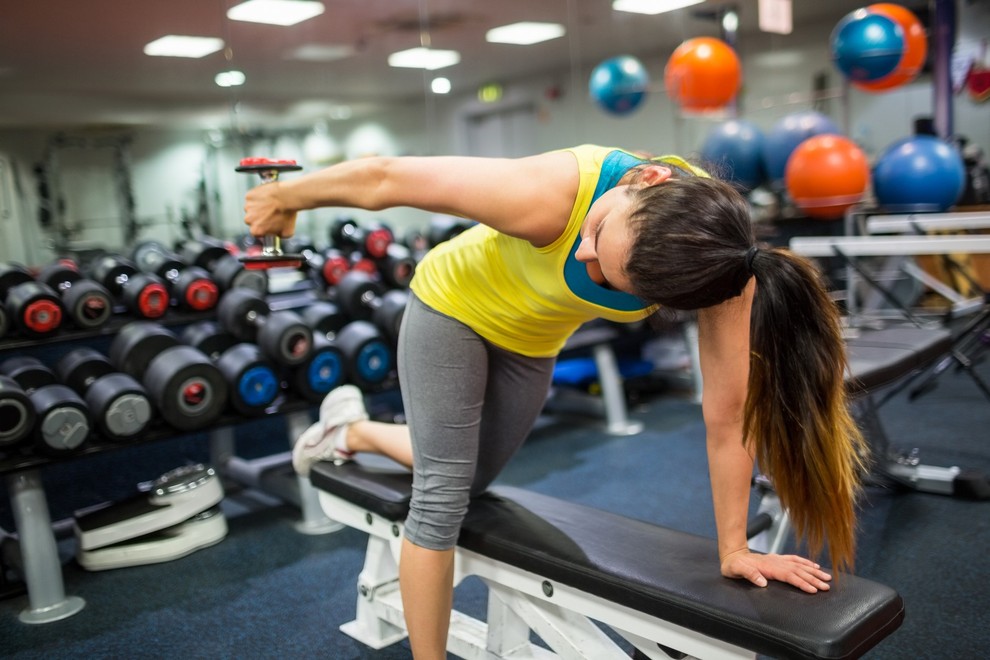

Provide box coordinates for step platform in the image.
[74,464,228,570]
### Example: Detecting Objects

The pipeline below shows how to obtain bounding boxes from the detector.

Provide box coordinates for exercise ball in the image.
[663,37,741,111]
[700,119,766,191]
[589,56,649,116]
[785,135,870,220]
[830,9,904,83]
[873,136,966,212]
[762,111,841,185]
[854,4,928,92]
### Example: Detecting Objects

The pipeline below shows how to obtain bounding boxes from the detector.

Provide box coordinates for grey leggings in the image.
[397,293,556,551]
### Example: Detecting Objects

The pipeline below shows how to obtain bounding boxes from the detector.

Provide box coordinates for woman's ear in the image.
[636,165,673,187]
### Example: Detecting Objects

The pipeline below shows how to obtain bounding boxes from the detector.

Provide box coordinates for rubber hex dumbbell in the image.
[88,255,170,319]
[181,321,281,416]
[109,322,228,431]
[335,271,409,345]
[0,374,38,450]
[55,347,152,442]
[178,237,267,294]
[306,248,352,288]
[130,241,219,312]
[35,259,114,330]
[0,356,90,455]
[375,243,417,289]
[0,262,64,337]
[217,289,313,367]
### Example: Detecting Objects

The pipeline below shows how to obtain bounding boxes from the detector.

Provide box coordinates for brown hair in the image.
[624,176,868,571]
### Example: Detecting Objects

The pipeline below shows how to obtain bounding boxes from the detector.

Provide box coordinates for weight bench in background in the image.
[310,461,904,660]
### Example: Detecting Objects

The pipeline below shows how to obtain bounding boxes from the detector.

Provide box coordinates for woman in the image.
[244,144,867,660]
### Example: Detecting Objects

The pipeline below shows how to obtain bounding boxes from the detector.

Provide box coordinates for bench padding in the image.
[311,462,904,660]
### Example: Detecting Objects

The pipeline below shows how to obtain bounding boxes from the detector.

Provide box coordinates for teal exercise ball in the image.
[873,136,966,212]
[589,55,649,116]
[830,9,905,83]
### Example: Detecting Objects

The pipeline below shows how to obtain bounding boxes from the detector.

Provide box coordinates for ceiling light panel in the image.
[486,22,566,45]
[227,0,325,27]
[144,36,225,58]
[612,0,705,15]
[387,47,461,71]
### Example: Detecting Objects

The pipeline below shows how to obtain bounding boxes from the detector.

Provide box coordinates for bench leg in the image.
[339,535,407,648]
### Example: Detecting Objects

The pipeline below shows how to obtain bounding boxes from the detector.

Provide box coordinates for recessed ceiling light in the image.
[431,77,452,94]
[286,44,355,62]
[227,0,325,27]
[215,70,246,87]
[387,47,460,71]
[144,35,225,58]
[486,22,566,45]
[612,0,705,16]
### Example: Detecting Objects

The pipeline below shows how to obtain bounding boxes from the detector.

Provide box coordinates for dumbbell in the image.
[88,255,170,319]
[376,243,417,289]
[109,322,228,431]
[0,374,38,450]
[403,228,430,261]
[130,240,219,312]
[428,215,474,246]
[216,288,313,367]
[330,217,394,260]
[335,320,393,391]
[335,271,409,345]
[181,321,281,416]
[236,157,306,270]
[306,248,353,288]
[0,356,90,454]
[0,301,9,340]
[35,259,114,329]
[286,333,348,403]
[0,262,64,337]
[178,237,267,294]
[55,347,152,442]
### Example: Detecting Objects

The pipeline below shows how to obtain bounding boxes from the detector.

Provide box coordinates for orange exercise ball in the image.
[854,4,928,92]
[663,37,742,111]
[785,135,870,219]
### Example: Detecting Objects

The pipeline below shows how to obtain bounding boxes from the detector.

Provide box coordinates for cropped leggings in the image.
[397,293,556,551]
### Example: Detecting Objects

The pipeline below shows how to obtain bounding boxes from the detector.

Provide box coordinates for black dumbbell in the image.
[305,248,352,288]
[286,333,348,403]
[35,259,114,329]
[178,237,267,294]
[0,262,64,337]
[402,228,430,261]
[0,356,90,454]
[55,347,152,442]
[109,322,228,431]
[335,271,409,345]
[130,241,220,312]
[335,320,393,391]
[376,243,417,289]
[0,301,9,340]
[181,321,281,416]
[216,288,313,367]
[0,374,38,450]
[88,255,170,319]
[330,218,394,260]
[428,215,474,246]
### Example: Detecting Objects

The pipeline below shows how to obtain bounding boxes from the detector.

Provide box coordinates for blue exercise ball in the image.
[830,9,905,83]
[873,136,967,212]
[589,55,649,116]
[762,111,841,186]
[700,119,767,191]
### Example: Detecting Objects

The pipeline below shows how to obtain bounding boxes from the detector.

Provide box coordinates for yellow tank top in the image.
[410,145,696,357]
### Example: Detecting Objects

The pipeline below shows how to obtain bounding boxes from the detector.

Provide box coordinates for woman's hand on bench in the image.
[721,549,833,594]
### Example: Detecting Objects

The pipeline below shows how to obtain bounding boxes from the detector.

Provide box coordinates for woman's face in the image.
[575,185,637,293]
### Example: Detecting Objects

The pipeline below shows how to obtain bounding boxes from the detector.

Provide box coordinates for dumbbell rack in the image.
[0,294,360,624]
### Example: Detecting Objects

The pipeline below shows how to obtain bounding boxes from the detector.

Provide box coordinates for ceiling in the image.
[0,0,876,131]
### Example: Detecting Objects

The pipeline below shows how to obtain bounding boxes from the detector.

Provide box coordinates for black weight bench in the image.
[311,460,904,659]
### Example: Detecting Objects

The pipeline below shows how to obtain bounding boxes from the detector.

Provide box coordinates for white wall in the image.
[1,2,987,268]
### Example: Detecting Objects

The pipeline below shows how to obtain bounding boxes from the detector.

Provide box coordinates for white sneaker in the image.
[292,386,369,476]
